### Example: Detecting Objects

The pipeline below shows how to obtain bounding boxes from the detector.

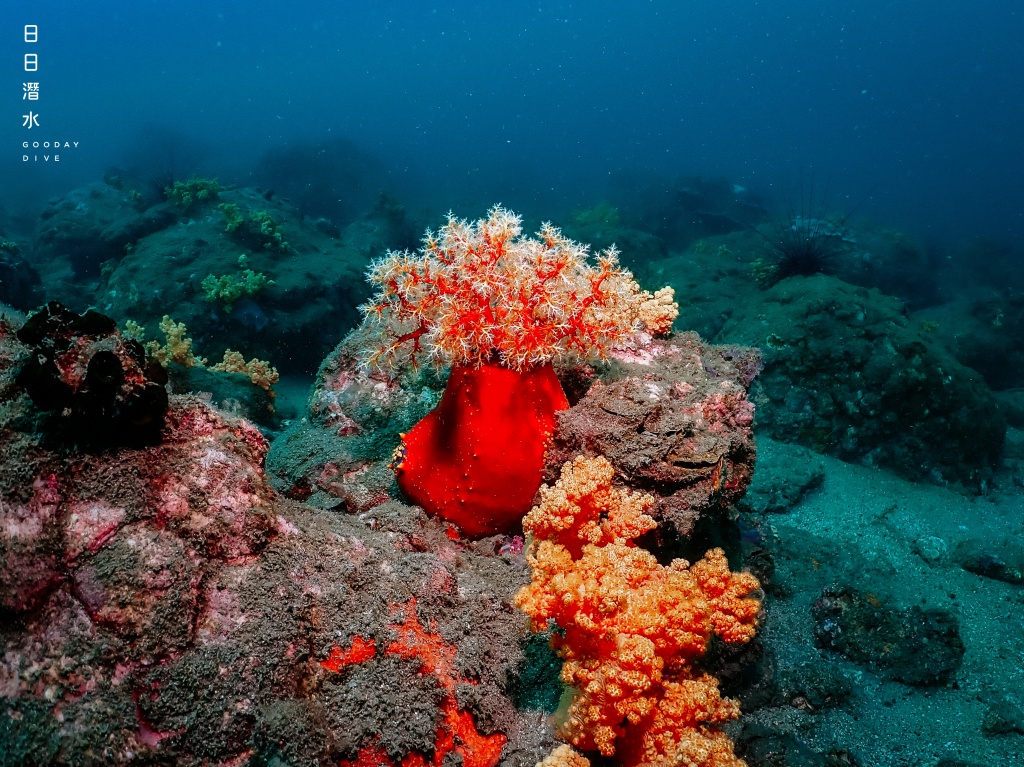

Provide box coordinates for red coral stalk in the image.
[395,362,568,537]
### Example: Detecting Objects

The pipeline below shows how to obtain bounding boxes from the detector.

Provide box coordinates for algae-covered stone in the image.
[718,275,1005,488]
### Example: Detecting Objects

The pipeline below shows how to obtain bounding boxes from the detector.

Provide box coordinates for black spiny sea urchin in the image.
[752,182,859,287]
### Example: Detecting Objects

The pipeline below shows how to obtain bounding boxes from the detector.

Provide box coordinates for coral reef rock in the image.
[718,275,1005,489]
[0,315,555,767]
[547,331,761,537]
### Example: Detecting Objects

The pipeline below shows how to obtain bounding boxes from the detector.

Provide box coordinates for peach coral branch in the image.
[360,206,677,372]
[515,456,760,767]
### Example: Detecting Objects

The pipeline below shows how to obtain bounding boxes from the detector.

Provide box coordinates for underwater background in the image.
[1,2,1023,767]
[4,0,1024,243]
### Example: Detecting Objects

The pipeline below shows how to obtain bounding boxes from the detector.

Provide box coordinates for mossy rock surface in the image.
[717,275,1005,488]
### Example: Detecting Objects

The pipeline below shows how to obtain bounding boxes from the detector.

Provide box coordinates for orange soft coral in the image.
[361,207,678,536]
[515,456,760,767]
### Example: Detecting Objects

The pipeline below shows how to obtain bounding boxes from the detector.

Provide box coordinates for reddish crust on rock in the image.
[396,362,569,537]
[330,598,508,767]
[321,636,378,671]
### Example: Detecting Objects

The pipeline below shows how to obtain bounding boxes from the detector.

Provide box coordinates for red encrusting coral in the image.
[320,636,377,671]
[362,206,678,536]
[330,598,506,767]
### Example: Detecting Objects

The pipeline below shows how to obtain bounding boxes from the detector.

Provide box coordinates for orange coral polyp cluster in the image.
[516,456,761,767]
[362,205,671,371]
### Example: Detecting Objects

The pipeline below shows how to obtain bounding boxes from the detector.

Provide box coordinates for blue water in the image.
[3,0,1023,245]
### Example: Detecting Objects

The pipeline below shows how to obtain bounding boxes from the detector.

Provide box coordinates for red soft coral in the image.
[362,207,678,536]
